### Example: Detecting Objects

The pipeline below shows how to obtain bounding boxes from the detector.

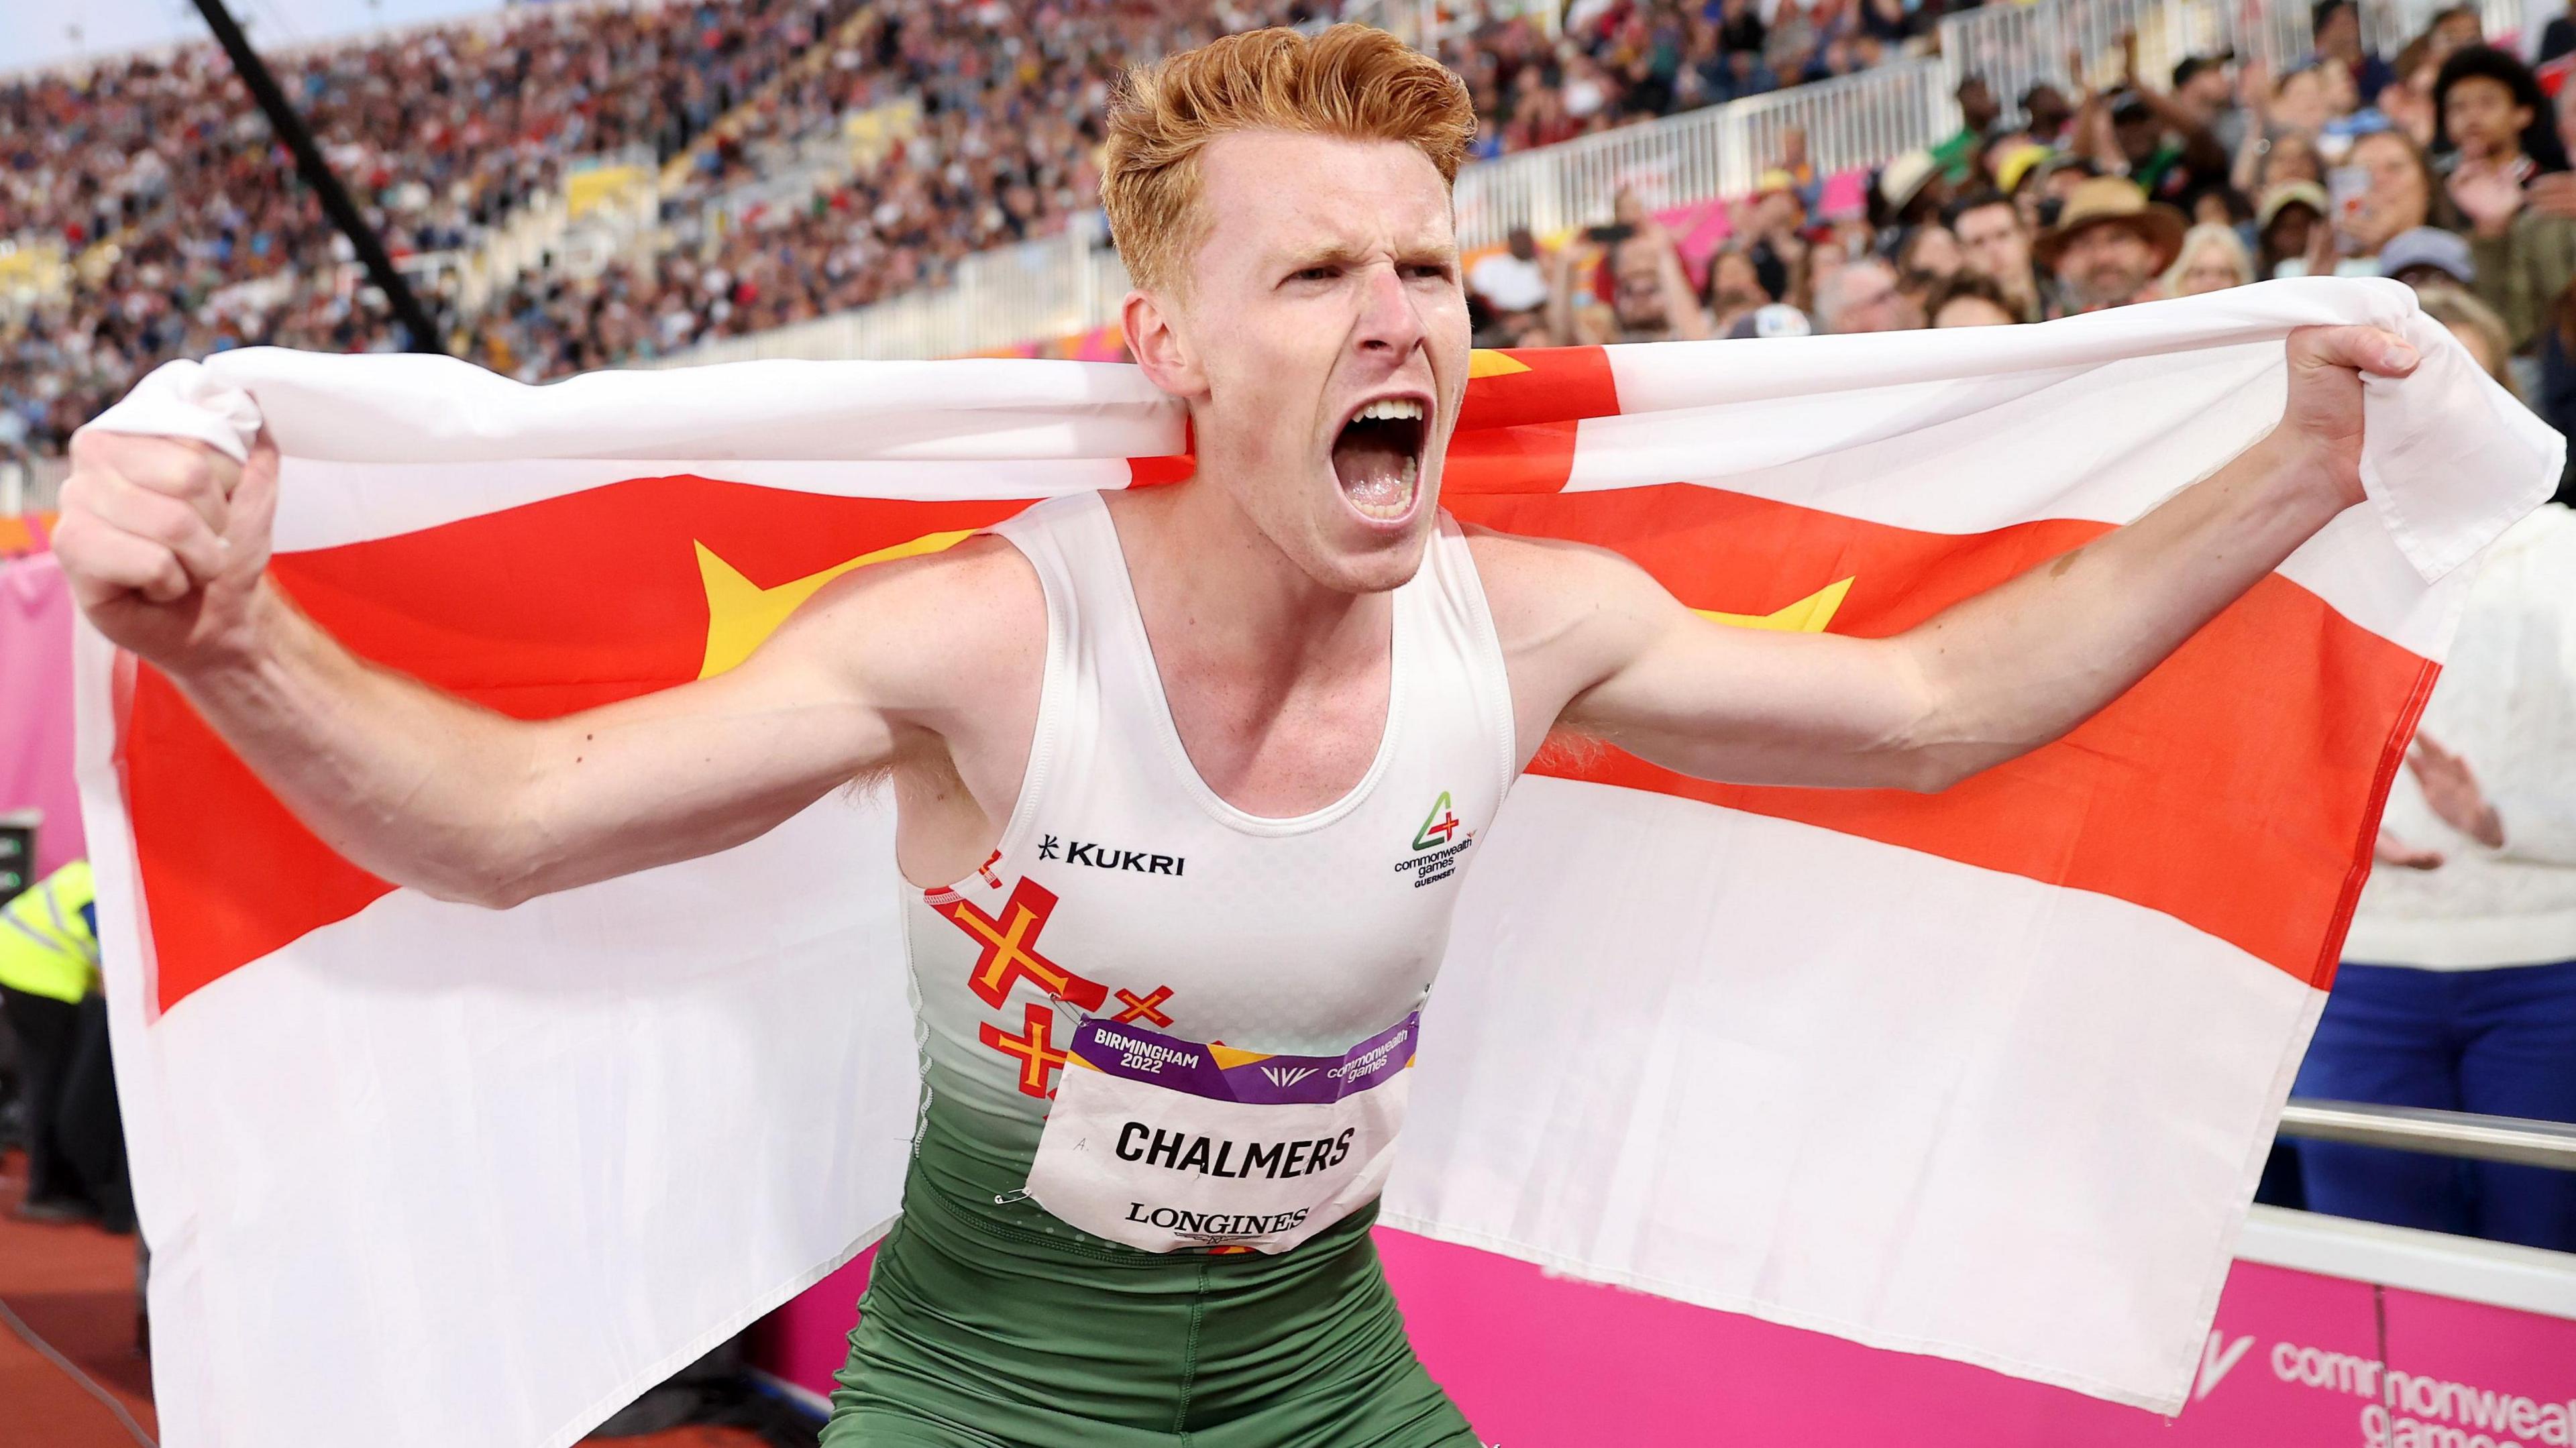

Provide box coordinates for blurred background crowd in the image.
[1,0,2015,457]
[13,0,2576,469]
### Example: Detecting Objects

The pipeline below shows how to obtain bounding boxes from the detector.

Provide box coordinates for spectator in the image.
[1773,127,1823,211]
[2022,82,2076,148]
[2257,129,2327,192]
[1927,272,2021,327]
[1703,247,1774,337]
[1737,170,1812,302]
[2174,53,2250,156]
[2534,284,2576,498]
[2110,87,2232,211]
[2415,283,2515,390]
[2163,221,2253,295]
[1935,76,2005,184]
[2035,176,2185,313]
[1894,223,1963,284]
[1468,225,1550,319]
[1546,216,1710,344]
[1725,302,1815,339]
[1876,149,1949,229]
[2287,129,2444,278]
[2379,226,2477,291]
[2454,79,2576,351]
[1813,256,1921,333]
[2308,494,2576,1254]
[2544,0,2576,67]
[2434,46,2571,176]
[2257,180,2330,280]
[2312,0,2397,108]
[2381,42,2445,150]
[1948,190,2042,322]
[2422,4,2487,64]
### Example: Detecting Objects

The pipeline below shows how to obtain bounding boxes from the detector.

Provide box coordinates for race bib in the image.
[1022,1012,1418,1254]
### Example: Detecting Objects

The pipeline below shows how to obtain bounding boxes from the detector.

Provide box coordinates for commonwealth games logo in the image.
[1413,791,1462,852]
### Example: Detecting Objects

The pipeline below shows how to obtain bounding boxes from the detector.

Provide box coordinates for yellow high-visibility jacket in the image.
[0,860,99,1005]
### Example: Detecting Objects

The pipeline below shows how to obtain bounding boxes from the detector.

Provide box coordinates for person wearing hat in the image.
[1876,148,1949,228]
[2034,176,2187,313]
[2257,179,2330,280]
[1992,142,2055,199]
[2380,225,2479,290]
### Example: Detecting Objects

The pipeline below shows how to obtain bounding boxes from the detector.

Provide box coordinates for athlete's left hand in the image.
[2276,324,2421,511]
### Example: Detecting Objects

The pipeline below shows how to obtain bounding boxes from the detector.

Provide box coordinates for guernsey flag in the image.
[75,278,2557,1448]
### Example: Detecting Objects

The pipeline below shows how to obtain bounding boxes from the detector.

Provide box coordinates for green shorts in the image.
[821,1172,1482,1447]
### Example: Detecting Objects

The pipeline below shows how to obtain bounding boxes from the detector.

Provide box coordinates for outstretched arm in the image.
[1477,325,2419,791]
[55,427,1022,908]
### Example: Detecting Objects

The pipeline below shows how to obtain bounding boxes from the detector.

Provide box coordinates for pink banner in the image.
[1,551,83,878]
[753,1227,2576,1444]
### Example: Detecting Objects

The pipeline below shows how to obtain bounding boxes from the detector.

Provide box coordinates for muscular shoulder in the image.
[1462,522,1678,665]
[1460,521,1686,748]
[764,530,1044,731]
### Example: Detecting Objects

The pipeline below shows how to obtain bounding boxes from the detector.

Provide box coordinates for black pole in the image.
[189,0,445,354]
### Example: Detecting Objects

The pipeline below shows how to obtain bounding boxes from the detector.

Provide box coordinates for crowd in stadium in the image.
[2,0,1965,454]
[1467,0,2576,472]
[7,0,2576,464]
[0,0,875,453]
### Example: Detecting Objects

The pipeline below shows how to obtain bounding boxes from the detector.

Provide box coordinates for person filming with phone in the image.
[1545,187,1712,343]
[2284,128,2448,279]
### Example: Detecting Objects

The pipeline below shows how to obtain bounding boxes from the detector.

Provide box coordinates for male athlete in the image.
[59,25,2424,1448]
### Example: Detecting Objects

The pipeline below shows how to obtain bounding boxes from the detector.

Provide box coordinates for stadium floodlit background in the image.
[5,0,2576,1443]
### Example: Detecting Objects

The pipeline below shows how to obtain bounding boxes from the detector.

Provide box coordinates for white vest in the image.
[896,491,1517,1248]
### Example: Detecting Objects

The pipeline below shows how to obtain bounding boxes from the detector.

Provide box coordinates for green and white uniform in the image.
[826,492,1515,1445]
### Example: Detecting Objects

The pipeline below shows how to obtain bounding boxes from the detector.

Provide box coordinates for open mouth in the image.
[1330,396,1428,522]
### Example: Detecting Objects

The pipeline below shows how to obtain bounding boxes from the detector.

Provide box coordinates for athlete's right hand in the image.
[54,427,280,671]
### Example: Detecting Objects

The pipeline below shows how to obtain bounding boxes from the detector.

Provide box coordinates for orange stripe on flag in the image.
[1452,485,2431,989]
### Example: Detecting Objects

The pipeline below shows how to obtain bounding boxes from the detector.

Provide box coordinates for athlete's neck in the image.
[1105,479,1391,683]
[1102,478,1397,812]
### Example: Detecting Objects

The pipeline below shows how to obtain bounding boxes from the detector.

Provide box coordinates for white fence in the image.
[667,224,1129,366]
[665,58,1951,366]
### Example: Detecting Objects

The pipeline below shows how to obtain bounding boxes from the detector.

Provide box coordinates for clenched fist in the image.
[54,427,280,672]
[2277,323,2422,512]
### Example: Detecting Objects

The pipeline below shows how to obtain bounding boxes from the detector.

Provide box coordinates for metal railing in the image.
[1718,60,1951,208]
[1938,0,2237,122]
[2279,1101,2576,1172]
[665,56,1952,365]
[666,223,1128,366]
